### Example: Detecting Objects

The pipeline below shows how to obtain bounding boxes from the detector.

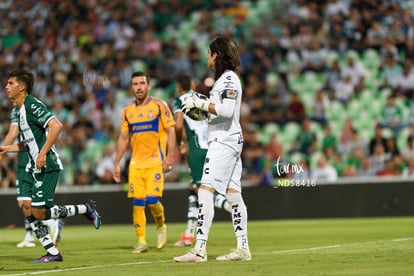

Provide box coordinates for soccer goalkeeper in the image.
[172,75,232,247]
[174,37,251,262]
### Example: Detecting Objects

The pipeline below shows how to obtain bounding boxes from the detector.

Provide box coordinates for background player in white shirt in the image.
[174,36,251,262]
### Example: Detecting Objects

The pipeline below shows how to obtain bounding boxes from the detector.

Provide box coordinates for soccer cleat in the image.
[156,224,167,249]
[173,249,207,262]
[132,243,148,254]
[16,239,36,248]
[216,248,251,261]
[33,253,63,263]
[174,233,194,247]
[84,200,102,229]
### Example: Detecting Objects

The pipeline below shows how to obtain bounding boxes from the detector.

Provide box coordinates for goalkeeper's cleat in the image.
[156,224,167,249]
[16,239,36,248]
[33,253,63,263]
[84,200,102,229]
[174,233,194,247]
[173,248,207,262]
[216,248,251,261]
[132,243,148,254]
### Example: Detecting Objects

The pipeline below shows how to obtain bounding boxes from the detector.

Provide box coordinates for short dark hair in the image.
[209,36,240,80]
[8,68,35,94]
[130,71,150,84]
[176,75,192,91]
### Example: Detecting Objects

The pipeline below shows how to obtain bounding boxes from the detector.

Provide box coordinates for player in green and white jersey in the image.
[0,69,101,263]
[172,75,231,247]
[2,107,63,248]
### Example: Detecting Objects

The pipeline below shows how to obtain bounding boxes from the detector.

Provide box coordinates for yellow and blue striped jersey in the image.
[121,97,175,169]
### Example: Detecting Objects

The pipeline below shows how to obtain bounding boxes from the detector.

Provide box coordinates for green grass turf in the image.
[0,217,413,275]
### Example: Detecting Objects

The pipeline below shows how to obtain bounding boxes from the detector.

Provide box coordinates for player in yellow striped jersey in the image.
[113,71,176,253]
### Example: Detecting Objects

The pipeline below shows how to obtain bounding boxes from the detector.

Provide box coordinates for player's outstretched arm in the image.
[2,124,19,146]
[0,142,25,154]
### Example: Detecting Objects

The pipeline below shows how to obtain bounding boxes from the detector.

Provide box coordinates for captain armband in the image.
[220,89,238,100]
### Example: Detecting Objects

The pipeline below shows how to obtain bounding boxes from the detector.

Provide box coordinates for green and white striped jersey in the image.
[18,95,63,173]
[172,91,209,150]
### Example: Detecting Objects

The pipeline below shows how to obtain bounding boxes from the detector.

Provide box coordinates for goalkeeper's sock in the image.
[186,194,198,236]
[227,192,250,250]
[45,204,87,219]
[133,204,147,244]
[214,193,232,213]
[27,216,59,255]
[148,201,165,229]
[194,189,214,251]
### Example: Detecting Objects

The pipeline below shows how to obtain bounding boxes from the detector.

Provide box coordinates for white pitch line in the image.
[2,260,170,276]
[272,244,341,254]
[271,237,414,254]
[392,237,414,242]
[3,238,414,276]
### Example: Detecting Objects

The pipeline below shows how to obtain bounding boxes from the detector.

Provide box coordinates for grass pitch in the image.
[0,217,413,275]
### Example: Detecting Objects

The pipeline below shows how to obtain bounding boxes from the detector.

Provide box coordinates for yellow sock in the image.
[138,236,146,245]
[148,202,165,229]
[133,205,146,244]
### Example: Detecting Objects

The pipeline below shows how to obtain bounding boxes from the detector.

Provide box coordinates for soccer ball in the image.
[185,93,209,121]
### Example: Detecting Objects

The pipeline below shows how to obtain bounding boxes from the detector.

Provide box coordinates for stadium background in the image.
[1,0,414,224]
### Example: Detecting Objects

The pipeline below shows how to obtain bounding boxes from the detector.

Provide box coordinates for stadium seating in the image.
[259,43,408,171]
[2,0,412,185]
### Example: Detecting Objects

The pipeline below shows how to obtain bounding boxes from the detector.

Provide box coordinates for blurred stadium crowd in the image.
[1,0,414,188]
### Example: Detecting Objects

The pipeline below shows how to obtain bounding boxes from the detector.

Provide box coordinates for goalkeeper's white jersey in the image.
[208,70,243,149]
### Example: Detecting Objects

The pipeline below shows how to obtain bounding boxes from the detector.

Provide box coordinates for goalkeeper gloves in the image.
[182,93,210,113]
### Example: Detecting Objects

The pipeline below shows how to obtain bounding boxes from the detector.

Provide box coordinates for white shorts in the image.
[201,140,243,195]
